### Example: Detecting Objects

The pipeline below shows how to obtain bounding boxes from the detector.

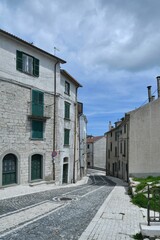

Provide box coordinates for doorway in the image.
[2,154,17,185]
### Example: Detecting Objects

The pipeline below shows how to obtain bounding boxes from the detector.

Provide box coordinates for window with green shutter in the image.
[64,129,70,145]
[64,102,70,120]
[16,50,39,77]
[32,120,43,139]
[32,90,44,117]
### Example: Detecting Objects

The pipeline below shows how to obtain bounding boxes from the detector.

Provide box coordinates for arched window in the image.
[2,154,17,185]
[31,154,43,180]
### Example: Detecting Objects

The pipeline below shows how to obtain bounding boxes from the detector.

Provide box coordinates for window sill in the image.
[63,144,70,147]
[64,118,71,121]
[30,138,45,141]
[64,92,70,96]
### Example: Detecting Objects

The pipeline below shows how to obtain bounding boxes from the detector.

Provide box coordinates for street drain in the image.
[52,196,78,202]
[59,197,72,201]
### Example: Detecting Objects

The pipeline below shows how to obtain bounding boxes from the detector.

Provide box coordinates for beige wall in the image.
[94,137,106,170]
[129,98,160,177]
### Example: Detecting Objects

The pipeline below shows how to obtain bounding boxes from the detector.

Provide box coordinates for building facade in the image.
[0,29,85,187]
[106,79,160,181]
[87,135,106,170]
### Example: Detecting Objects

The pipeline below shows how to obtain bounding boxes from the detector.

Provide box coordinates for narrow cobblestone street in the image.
[0,171,115,240]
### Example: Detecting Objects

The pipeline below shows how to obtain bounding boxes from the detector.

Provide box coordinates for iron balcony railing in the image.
[27,101,52,120]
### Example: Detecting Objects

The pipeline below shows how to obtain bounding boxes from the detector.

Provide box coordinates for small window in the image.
[64,101,70,119]
[108,149,110,159]
[64,129,70,145]
[115,146,117,157]
[110,142,112,151]
[120,142,122,153]
[65,81,70,95]
[16,50,39,77]
[32,120,43,139]
[87,144,90,149]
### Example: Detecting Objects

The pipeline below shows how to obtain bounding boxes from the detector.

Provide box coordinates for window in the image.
[124,140,126,156]
[32,120,43,139]
[64,101,70,119]
[16,50,39,77]
[108,149,110,159]
[87,144,90,149]
[65,81,70,95]
[124,124,126,133]
[64,129,70,145]
[32,90,44,117]
[110,142,112,151]
[120,142,122,153]
[115,146,117,157]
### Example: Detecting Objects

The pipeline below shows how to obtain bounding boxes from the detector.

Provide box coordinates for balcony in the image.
[27,101,51,121]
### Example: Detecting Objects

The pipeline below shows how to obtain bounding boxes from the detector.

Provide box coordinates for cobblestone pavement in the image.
[0,174,115,240]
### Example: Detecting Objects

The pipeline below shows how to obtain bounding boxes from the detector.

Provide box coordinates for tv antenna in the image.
[54,47,60,55]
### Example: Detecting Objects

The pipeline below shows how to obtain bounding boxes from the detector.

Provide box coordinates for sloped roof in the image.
[87,136,104,143]
[0,29,66,64]
[61,69,82,87]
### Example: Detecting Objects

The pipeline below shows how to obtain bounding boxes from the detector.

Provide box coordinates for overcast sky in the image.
[1,0,160,135]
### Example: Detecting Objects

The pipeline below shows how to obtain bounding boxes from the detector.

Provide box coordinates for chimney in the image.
[147,86,152,102]
[157,76,160,98]
[109,121,112,130]
[151,95,155,101]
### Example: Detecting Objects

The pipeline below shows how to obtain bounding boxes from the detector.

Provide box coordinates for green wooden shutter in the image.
[32,90,44,116]
[64,129,70,145]
[32,120,43,139]
[65,102,70,119]
[33,58,39,77]
[16,50,23,71]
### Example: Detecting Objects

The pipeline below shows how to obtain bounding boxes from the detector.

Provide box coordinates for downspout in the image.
[73,87,78,183]
[126,120,129,183]
[53,61,59,180]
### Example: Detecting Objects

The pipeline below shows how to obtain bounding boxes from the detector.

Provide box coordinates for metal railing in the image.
[147,185,160,226]
[27,101,52,118]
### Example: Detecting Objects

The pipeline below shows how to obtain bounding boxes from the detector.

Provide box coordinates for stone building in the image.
[87,135,106,170]
[79,113,87,178]
[106,78,160,181]
[0,29,84,187]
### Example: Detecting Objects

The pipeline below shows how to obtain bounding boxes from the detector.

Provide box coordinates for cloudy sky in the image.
[1,0,160,135]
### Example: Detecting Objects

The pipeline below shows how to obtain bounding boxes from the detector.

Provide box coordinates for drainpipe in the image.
[157,76,160,98]
[73,88,78,183]
[52,61,59,180]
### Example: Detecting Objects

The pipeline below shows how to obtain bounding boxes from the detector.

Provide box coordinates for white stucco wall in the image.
[0,32,61,93]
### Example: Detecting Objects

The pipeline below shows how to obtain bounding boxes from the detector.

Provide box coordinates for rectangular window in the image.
[64,101,70,119]
[65,81,70,95]
[124,140,126,156]
[64,129,70,145]
[108,149,110,159]
[120,142,122,153]
[110,142,112,151]
[87,144,90,149]
[32,90,44,117]
[32,120,43,139]
[124,124,126,133]
[115,146,117,157]
[16,50,39,77]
